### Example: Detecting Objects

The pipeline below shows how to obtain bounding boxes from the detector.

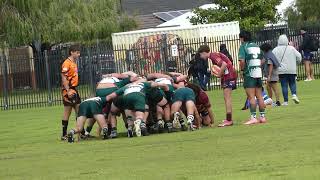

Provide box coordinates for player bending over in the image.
[67,97,109,143]
[198,45,237,127]
[84,72,138,138]
[169,73,196,131]
[106,78,169,137]
[186,83,214,127]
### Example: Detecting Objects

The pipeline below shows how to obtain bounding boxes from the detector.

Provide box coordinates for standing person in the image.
[60,45,81,140]
[300,28,318,81]
[273,34,302,106]
[195,53,210,91]
[198,45,237,127]
[238,30,267,125]
[260,43,281,107]
[61,45,81,140]
[220,44,233,64]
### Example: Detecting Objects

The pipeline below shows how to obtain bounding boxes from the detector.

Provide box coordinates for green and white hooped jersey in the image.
[155,78,172,85]
[82,97,107,107]
[99,77,120,84]
[239,42,263,78]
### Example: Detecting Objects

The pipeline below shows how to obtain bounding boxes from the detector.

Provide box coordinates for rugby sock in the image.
[62,120,68,137]
[187,115,194,123]
[102,127,108,134]
[69,129,75,135]
[259,108,266,118]
[226,113,232,121]
[85,126,93,134]
[250,105,257,119]
[179,117,185,125]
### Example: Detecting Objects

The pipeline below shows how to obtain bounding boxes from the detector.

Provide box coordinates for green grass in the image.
[1,81,320,180]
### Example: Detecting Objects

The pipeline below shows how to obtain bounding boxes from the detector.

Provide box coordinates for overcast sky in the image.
[277,0,295,16]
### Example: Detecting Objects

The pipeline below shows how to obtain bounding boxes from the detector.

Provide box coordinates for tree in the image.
[190,0,281,30]
[285,0,320,28]
[0,0,137,48]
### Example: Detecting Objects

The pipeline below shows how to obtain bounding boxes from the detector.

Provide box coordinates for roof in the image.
[136,14,165,29]
[121,0,211,15]
[157,4,219,27]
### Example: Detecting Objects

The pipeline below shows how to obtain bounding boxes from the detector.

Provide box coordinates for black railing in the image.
[1,27,320,110]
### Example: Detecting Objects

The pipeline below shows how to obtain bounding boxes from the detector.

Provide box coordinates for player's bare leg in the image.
[244,88,259,125]
[67,116,86,143]
[94,114,109,140]
[171,101,182,129]
[185,100,196,131]
[255,87,267,123]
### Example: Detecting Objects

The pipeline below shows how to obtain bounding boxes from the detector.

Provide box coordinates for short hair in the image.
[239,30,252,42]
[69,44,81,55]
[198,45,210,53]
[260,43,273,52]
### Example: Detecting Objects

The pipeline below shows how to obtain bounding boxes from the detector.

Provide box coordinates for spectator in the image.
[189,53,210,91]
[300,28,317,81]
[260,43,281,106]
[219,44,233,64]
[272,35,302,106]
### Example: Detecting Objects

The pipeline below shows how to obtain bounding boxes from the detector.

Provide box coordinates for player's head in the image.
[69,44,81,59]
[198,45,210,59]
[259,43,272,53]
[239,30,252,43]
[300,27,307,35]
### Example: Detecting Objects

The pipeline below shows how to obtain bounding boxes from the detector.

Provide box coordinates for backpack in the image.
[309,35,320,51]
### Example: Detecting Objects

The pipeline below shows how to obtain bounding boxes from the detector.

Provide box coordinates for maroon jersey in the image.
[209,52,237,81]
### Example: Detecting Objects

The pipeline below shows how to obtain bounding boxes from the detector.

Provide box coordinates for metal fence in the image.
[1,27,320,110]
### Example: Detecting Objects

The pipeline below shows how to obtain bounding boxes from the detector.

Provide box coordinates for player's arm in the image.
[106,87,125,101]
[61,62,72,96]
[168,72,184,76]
[217,61,227,78]
[207,107,214,126]
[238,45,246,71]
[267,61,273,82]
[102,73,128,79]
[147,73,171,80]
[61,73,70,91]
[193,107,202,129]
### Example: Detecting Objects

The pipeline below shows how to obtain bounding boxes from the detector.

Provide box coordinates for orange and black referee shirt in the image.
[61,58,79,88]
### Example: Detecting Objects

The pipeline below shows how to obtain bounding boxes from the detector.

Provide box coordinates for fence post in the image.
[204,36,207,45]
[1,49,9,110]
[86,48,95,96]
[44,50,52,106]
[162,35,169,72]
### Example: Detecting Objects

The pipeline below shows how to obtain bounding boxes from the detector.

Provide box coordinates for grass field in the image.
[1,80,320,180]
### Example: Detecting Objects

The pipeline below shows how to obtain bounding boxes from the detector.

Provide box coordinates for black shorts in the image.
[303,52,314,61]
[62,88,81,107]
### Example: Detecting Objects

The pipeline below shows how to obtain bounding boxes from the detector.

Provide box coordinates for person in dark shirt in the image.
[300,28,315,81]
[220,44,233,64]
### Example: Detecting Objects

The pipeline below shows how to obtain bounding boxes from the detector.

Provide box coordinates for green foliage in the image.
[0,0,137,47]
[285,0,320,28]
[190,0,281,31]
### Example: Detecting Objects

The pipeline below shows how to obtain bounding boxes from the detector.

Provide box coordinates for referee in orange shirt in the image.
[60,45,81,140]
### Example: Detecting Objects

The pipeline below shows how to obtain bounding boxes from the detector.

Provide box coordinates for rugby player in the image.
[106,78,169,137]
[60,45,81,140]
[84,72,138,138]
[198,45,237,127]
[186,83,214,127]
[67,97,109,143]
[238,30,267,125]
[169,72,196,131]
